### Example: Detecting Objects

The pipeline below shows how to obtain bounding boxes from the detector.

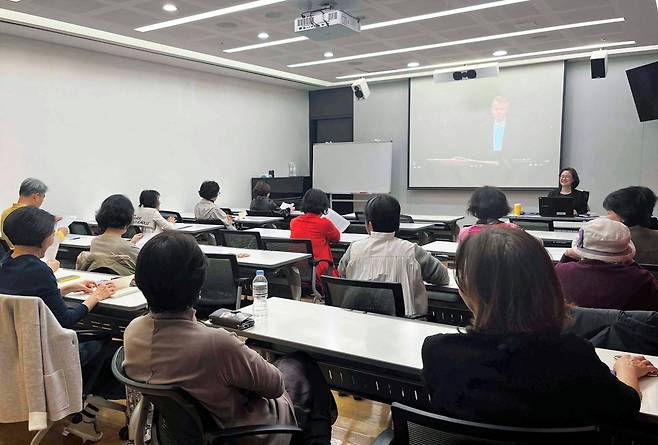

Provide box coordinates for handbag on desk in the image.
[209,309,254,330]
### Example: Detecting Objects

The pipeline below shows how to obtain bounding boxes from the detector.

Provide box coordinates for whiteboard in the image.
[312,142,393,194]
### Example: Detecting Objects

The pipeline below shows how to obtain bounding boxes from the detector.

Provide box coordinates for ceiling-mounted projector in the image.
[433,63,500,83]
[294,7,360,40]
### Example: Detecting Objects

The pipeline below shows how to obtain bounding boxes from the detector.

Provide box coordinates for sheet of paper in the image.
[280,202,295,211]
[323,208,351,233]
[55,216,77,231]
[136,232,157,249]
[43,236,61,262]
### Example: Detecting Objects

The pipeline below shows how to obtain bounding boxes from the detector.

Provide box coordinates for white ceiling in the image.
[1,0,657,87]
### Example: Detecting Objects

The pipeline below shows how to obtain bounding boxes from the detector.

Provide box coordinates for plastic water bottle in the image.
[252,270,268,321]
[288,161,297,177]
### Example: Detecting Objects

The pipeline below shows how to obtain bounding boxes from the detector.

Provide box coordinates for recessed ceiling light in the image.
[492,50,508,57]
[8,0,21,2]
[335,41,636,80]
[136,0,287,32]
[258,32,269,40]
[288,17,625,68]
[407,62,420,68]
[223,0,529,53]
[162,3,177,12]
[324,51,334,58]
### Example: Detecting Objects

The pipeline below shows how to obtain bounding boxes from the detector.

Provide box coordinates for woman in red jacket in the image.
[291,189,340,284]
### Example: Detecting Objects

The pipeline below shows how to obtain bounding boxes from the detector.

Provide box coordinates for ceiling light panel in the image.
[135,0,287,32]
[288,18,625,68]
[335,41,636,79]
[223,0,530,53]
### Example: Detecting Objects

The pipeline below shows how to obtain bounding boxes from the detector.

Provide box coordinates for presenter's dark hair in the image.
[3,206,55,247]
[603,186,657,228]
[136,232,207,313]
[455,227,566,335]
[199,181,220,201]
[96,194,135,232]
[139,190,160,208]
[366,194,401,233]
[559,167,580,189]
[467,186,511,221]
[253,181,271,198]
[301,188,330,215]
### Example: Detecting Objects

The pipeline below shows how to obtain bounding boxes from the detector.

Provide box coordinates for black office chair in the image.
[344,223,368,234]
[217,230,264,250]
[509,218,555,231]
[566,306,658,356]
[0,238,10,255]
[196,254,244,319]
[89,267,121,275]
[220,208,233,216]
[122,225,143,239]
[373,403,598,445]
[400,214,415,223]
[354,211,366,222]
[262,238,331,302]
[246,209,288,217]
[159,210,183,223]
[321,276,406,318]
[69,221,93,236]
[192,219,226,246]
[111,348,301,445]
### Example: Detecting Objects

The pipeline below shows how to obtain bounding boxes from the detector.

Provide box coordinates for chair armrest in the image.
[207,424,302,443]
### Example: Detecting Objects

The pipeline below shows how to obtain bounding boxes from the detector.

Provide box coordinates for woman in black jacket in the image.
[422,227,655,427]
[547,167,589,214]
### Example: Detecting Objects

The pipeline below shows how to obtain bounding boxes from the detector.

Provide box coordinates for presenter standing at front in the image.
[548,167,589,215]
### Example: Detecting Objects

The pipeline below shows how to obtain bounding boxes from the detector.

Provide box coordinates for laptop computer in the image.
[539,197,575,217]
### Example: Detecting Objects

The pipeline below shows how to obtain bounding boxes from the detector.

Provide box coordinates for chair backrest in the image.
[512,219,554,232]
[390,403,598,445]
[159,210,183,223]
[262,238,314,283]
[246,209,278,217]
[122,225,143,239]
[400,214,415,223]
[354,211,366,222]
[69,221,93,236]
[221,208,233,215]
[194,218,226,228]
[0,238,10,256]
[321,276,405,317]
[197,254,242,315]
[90,266,120,275]
[111,347,208,445]
[217,230,264,250]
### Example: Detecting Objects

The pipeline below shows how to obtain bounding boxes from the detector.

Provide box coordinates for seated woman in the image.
[555,217,658,311]
[423,226,654,426]
[0,206,116,441]
[133,190,177,234]
[123,232,335,444]
[548,167,589,214]
[194,180,236,230]
[79,194,143,275]
[338,194,449,317]
[251,181,279,212]
[604,186,658,264]
[290,189,340,285]
[458,186,518,242]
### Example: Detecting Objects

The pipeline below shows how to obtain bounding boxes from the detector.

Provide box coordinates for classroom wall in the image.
[354,53,658,222]
[0,34,309,219]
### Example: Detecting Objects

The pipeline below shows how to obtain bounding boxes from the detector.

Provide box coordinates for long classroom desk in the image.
[57,235,310,299]
[56,269,147,336]
[229,298,658,440]
[179,212,284,228]
[422,240,567,263]
[245,228,368,247]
